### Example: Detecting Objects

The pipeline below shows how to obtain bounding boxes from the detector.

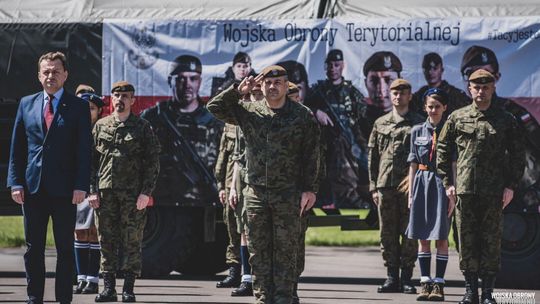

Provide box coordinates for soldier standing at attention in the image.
[368,79,424,294]
[89,81,160,303]
[207,66,320,304]
[437,69,525,304]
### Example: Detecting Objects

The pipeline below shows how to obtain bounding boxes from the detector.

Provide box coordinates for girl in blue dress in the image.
[406,88,456,301]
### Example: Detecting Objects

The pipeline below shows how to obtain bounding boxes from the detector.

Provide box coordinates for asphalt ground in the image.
[0,246,537,303]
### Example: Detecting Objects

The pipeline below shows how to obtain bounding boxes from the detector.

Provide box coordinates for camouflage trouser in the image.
[378,188,418,269]
[296,214,309,279]
[455,194,503,275]
[223,187,241,266]
[95,189,146,276]
[244,184,301,304]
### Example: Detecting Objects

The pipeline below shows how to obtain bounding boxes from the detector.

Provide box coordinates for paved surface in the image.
[0,246,537,303]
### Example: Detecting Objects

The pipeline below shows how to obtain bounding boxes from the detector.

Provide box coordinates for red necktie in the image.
[44,94,54,131]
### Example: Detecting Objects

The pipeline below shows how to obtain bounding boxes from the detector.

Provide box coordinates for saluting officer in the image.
[437,69,525,304]
[89,81,160,303]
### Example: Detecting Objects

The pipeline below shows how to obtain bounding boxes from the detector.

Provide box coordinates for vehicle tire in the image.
[497,212,540,289]
[141,206,196,278]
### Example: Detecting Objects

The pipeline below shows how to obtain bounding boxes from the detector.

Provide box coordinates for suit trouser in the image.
[22,189,76,303]
[377,188,418,269]
[244,184,301,304]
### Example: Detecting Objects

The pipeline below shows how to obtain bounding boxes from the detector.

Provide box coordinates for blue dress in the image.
[406,121,451,240]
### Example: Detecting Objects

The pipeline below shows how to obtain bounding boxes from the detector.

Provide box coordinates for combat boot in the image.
[459,272,479,304]
[377,267,401,293]
[428,282,445,301]
[95,273,118,302]
[291,283,300,304]
[480,275,497,304]
[122,272,136,302]
[416,281,432,301]
[401,268,417,294]
[231,281,253,297]
[216,264,241,288]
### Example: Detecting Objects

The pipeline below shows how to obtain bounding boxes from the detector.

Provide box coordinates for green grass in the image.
[0,216,55,247]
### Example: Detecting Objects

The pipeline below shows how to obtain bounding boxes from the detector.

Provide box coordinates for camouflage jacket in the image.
[215,123,237,191]
[412,80,471,119]
[207,85,321,192]
[437,102,525,196]
[91,113,160,195]
[368,110,424,192]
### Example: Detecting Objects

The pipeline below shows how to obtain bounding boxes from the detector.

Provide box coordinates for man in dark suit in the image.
[7,51,91,304]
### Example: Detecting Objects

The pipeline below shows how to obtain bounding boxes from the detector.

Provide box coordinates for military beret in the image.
[80,92,105,108]
[363,51,402,76]
[422,52,443,69]
[169,55,202,75]
[288,82,299,95]
[277,60,309,85]
[422,87,448,105]
[111,81,135,93]
[389,78,411,90]
[468,69,495,84]
[76,84,95,95]
[261,65,287,78]
[461,45,499,76]
[325,49,344,62]
[233,52,251,65]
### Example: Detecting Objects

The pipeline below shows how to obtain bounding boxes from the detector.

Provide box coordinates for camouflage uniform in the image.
[306,79,370,207]
[437,103,525,275]
[412,80,471,119]
[207,85,320,304]
[368,110,424,269]
[91,113,160,276]
[215,123,241,266]
[231,126,248,233]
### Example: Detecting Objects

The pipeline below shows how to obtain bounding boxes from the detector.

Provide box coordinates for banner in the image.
[103,18,540,207]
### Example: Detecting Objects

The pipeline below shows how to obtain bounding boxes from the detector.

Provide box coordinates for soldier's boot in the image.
[377,267,401,293]
[458,272,479,304]
[95,273,118,302]
[216,264,241,288]
[230,281,253,297]
[401,268,417,294]
[480,275,497,304]
[291,283,300,304]
[428,282,445,301]
[416,282,432,301]
[121,272,136,303]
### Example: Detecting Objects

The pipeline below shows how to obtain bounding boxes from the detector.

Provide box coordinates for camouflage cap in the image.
[261,65,287,78]
[169,55,202,75]
[389,78,411,90]
[75,84,95,95]
[363,51,402,76]
[468,69,495,84]
[288,82,299,95]
[111,81,135,93]
[325,49,344,62]
[461,45,499,76]
[233,52,251,65]
[422,52,443,69]
[277,60,308,85]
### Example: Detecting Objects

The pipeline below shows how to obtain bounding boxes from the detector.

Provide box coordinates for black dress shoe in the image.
[231,281,253,297]
[74,280,87,294]
[82,282,99,294]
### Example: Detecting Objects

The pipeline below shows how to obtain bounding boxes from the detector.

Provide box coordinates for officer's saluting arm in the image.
[140,120,161,196]
[504,116,526,190]
[301,113,321,193]
[436,117,455,188]
[206,85,243,125]
[367,123,380,193]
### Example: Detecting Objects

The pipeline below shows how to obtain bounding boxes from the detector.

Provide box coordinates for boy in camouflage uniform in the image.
[207,66,320,304]
[89,81,160,303]
[368,79,423,294]
[437,69,525,304]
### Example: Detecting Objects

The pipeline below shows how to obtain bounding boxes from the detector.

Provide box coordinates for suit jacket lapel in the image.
[33,92,45,137]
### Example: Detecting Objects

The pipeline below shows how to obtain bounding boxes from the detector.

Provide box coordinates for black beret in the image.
[422,52,443,69]
[326,49,344,62]
[276,60,308,85]
[363,51,402,76]
[233,52,251,65]
[169,55,202,75]
[461,45,498,76]
[261,65,287,78]
[111,81,135,93]
[80,92,105,108]
[422,87,448,105]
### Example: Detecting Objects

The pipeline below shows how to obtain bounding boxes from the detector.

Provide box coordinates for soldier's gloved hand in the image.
[300,192,316,216]
[229,188,238,209]
[72,190,86,205]
[88,193,100,209]
[502,188,514,209]
[219,190,226,205]
[136,194,150,210]
[371,191,380,206]
[315,110,334,127]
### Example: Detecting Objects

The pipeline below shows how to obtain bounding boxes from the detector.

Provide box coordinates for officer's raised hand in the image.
[300,191,316,216]
[237,73,263,96]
